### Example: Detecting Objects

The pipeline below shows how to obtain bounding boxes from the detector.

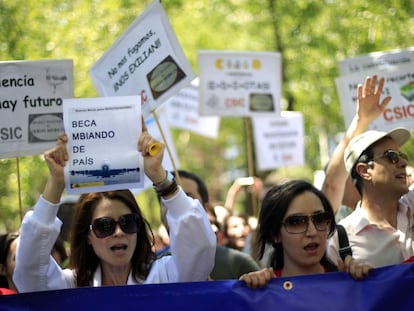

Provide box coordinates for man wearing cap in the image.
[325,75,414,267]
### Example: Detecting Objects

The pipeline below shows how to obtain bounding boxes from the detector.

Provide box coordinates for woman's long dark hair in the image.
[69,190,155,286]
[0,232,19,288]
[254,180,337,271]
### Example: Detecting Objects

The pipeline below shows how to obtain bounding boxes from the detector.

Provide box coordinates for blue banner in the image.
[1,263,413,311]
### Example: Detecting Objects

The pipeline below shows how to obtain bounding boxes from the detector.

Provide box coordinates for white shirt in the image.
[14,187,216,292]
[328,190,414,268]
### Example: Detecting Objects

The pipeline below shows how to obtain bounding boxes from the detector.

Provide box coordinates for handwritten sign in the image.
[89,0,195,118]
[63,96,143,194]
[198,50,282,117]
[0,59,73,159]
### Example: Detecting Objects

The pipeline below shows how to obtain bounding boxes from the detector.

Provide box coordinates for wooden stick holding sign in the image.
[244,117,258,216]
[140,89,181,184]
[152,110,181,185]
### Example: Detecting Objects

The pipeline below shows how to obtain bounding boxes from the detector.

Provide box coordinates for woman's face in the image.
[88,198,137,271]
[226,215,251,251]
[6,238,17,277]
[278,191,329,274]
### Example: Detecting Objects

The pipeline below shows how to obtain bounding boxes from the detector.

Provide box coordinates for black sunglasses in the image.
[371,150,409,165]
[90,213,140,238]
[281,211,331,234]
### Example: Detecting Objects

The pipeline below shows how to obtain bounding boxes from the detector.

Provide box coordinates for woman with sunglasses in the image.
[240,180,371,288]
[13,125,216,292]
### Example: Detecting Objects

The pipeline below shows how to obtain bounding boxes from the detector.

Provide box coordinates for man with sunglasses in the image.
[327,127,413,267]
[323,75,414,267]
[325,75,414,268]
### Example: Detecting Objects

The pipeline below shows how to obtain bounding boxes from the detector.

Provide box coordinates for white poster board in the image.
[252,111,304,170]
[0,59,73,159]
[198,50,282,117]
[336,65,414,131]
[338,47,414,76]
[163,80,220,139]
[89,0,195,118]
[63,96,143,194]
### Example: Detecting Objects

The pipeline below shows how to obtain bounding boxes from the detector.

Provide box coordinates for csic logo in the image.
[383,103,414,121]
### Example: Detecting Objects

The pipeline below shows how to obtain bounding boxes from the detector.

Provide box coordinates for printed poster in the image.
[338,47,414,76]
[198,50,282,117]
[63,96,143,194]
[0,59,73,159]
[163,80,220,139]
[335,64,414,131]
[89,0,195,118]
[252,111,304,170]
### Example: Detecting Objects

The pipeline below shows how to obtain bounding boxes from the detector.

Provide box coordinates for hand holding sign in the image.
[149,142,163,156]
[43,133,69,203]
[138,118,166,184]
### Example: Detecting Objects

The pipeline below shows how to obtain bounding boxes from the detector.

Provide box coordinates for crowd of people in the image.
[1,74,413,297]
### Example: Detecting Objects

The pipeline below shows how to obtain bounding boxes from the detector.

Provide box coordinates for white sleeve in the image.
[145,187,216,283]
[13,196,75,292]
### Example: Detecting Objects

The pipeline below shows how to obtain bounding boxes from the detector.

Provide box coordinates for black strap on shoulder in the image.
[336,224,352,261]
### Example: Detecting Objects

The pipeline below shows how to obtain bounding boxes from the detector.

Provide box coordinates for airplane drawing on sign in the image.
[70,163,140,179]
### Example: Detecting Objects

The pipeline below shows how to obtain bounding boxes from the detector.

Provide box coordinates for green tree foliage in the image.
[1,0,413,229]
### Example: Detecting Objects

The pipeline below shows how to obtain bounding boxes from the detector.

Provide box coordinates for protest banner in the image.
[1,262,413,311]
[198,50,282,117]
[89,0,195,118]
[336,64,414,131]
[0,59,73,159]
[63,95,143,194]
[163,80,220,139]
[252,111,304,170]
[338,47,414,76]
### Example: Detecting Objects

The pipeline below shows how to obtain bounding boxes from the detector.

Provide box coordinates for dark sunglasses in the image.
[372,150,409,165]
[90,213,140,238]
[281,211,331,234]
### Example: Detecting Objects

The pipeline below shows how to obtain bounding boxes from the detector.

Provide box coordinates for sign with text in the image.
[198,50,282,117]
[89,0,195,118]
[338,47,414,76]
[0,59,73,159]
[163,81,220,139]
[252,111,304,170]
[63,96,143,194]
[336,65,414,131]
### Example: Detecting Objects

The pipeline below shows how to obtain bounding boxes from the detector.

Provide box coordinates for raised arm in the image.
[14,134,72,292]
[322,75,390,213]
[139,120,216,283]
[43,134,68,203]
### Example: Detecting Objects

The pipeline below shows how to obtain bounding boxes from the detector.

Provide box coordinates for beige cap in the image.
[344,128,411,174]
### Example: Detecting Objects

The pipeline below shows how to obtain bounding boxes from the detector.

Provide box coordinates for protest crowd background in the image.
[1,1,414,309]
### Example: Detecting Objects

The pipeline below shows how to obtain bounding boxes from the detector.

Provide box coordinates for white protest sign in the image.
[0,59,73,159]
[63,96,143,194]
[198,50,282,117]
[163,80,220,139]
[336,65,414,131]
[338,47,414,76]
[252,111,304,171]
[89,0,195,118]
